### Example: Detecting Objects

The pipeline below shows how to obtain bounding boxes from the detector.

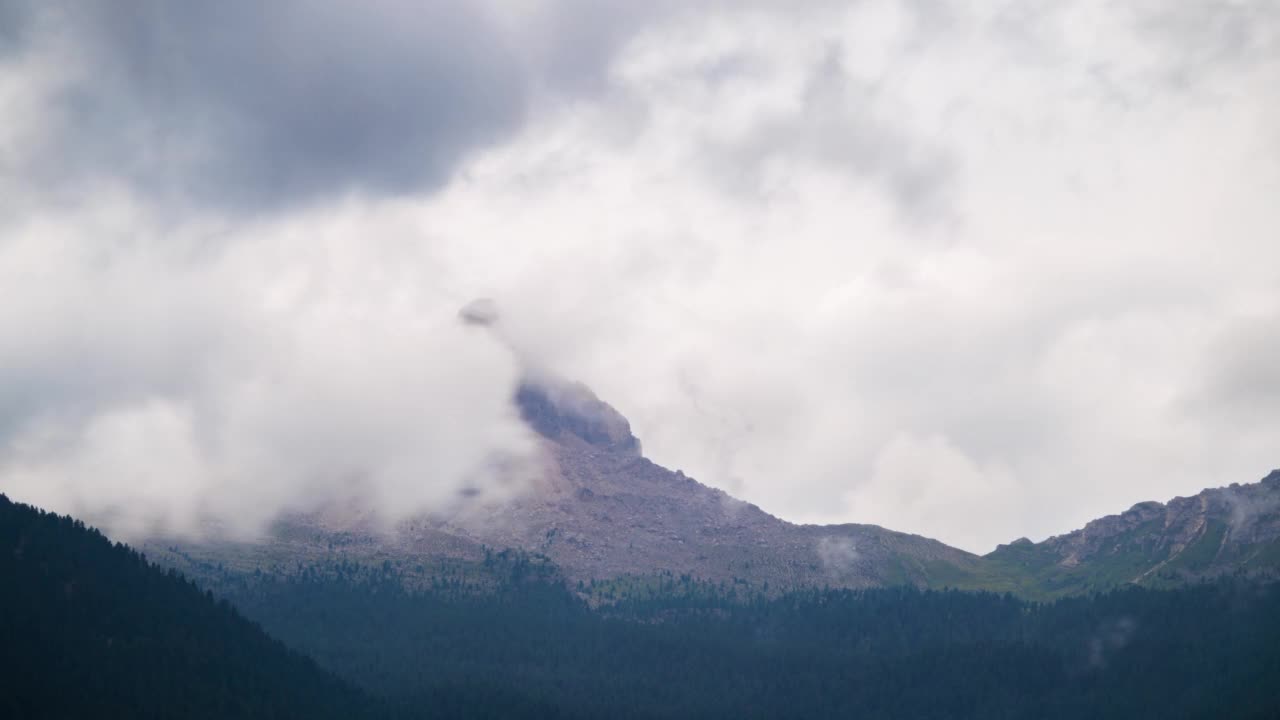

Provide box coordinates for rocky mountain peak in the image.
[514,378,641,456]
[456,298,643,456]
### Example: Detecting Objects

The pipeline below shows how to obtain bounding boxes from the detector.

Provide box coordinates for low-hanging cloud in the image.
[0,212,536,539]
[1,0,1279,554]
[0,0,686,538]
[816,536,861,580]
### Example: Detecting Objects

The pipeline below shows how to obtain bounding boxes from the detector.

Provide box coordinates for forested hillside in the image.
[219,559,1280,719]
[7,492,1279,719]
[0,494,380,720]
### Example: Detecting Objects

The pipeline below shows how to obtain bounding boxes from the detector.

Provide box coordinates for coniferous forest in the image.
[5,494,1280,719]
[222,561,1280,719]
[0,495,379,719]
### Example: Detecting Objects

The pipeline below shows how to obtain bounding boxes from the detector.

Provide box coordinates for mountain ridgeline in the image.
[147,375,1280,600]
[979,469,1280,596]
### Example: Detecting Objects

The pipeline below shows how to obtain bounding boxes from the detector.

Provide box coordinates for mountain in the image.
[979,470,1280,597]
[0,493,379,720]
[146,375,985,592]
[144,375,1280,599]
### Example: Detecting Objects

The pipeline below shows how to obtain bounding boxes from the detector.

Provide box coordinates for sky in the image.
[1,0,1277,552]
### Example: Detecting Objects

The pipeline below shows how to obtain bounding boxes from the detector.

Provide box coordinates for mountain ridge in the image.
[979,468,1280,596]
[143,376,1280,598]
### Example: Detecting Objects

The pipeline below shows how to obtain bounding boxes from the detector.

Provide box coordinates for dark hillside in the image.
[219,559,1280,719]
[0,494,379,720]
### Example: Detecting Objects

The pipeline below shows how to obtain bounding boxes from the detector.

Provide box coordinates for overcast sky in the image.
[1,0,1277,552]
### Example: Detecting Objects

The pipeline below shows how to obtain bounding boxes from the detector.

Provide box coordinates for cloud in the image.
[845,434,1022,554]
[406,0,1280,551]
[1087,616,1137,670]
[1186,310,1280,423]
[816,536,861,580]
[0,203,535,539]
[0,1,32,52]
[7,0,531,211]
[0,0,692,214]
[1,0,1278,553]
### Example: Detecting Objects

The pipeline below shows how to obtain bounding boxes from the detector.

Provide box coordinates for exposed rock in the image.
[514,379,640,456]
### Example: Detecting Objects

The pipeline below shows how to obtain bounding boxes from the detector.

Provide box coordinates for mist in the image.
[0,215,536,539]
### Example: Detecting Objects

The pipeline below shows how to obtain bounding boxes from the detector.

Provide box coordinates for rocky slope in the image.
[982,470,1280,596]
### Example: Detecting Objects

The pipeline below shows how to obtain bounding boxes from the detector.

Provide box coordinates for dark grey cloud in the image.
[0,1,692,213]
[9,1,527,211]
[1187,312,1280,422]
[0,0,32,52]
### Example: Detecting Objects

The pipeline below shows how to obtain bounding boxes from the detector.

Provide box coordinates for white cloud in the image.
[403,0,1280,551]
[848,433,1022,552]
[1,0,1278,552]
[0,200,535,539]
